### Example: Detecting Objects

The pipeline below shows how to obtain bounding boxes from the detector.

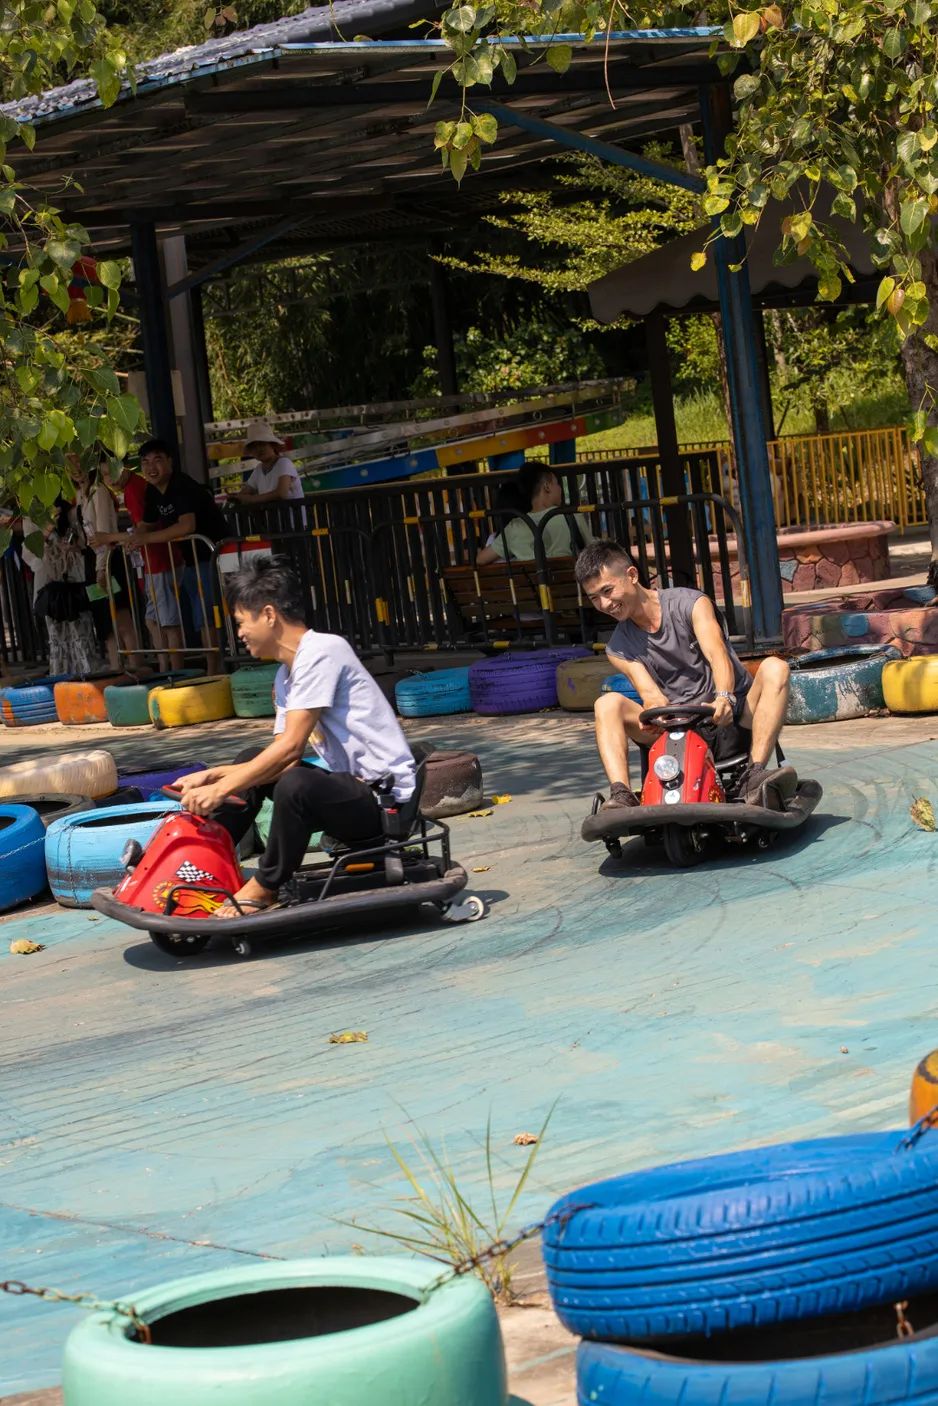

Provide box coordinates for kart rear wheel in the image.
[149,930,211,957]
[663,825,706,868]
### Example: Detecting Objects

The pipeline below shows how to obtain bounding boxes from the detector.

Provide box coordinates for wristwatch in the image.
[715,690,735,702]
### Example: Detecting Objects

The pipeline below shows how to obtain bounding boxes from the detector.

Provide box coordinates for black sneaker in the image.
[601,782,640,810]
[732,762,768,805]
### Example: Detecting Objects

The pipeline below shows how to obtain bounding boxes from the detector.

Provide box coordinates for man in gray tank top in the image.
[574,540,791,808]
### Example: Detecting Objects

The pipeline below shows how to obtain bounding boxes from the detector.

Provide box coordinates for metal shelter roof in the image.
[3,4,723,270]
[588,193,879,321]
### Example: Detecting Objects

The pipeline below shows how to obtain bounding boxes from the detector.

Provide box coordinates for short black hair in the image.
[226,555,307,623]
[574,538,639,586]
[515,461,557,511]
[138,437,175,461]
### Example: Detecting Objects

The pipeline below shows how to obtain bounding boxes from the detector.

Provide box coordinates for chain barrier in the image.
[3,1204,595,1334]
[0,1279,151,1343]
[896,1102,938,1151]
[421,1202,595,1298]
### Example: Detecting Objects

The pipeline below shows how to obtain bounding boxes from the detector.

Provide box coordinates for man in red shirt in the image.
[91,455,185,669]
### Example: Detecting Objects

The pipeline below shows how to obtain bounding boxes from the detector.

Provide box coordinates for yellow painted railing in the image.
[582,426,926,532]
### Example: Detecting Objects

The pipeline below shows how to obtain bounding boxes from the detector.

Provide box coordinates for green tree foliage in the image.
[0,1,140,544]
[412,319,604,398]
[428,0,938,575]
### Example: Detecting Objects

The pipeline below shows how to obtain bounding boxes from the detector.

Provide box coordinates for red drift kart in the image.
[582,704,822,868]
[90,758,486,959]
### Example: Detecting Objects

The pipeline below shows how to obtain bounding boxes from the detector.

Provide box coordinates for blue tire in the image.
[469,648,591,715]
[600,674,641,703]
[577,1324,938,1406]
[0,804,48,910]
[46,800,181,909]
[544,1130,938,1341]
[787,644,901,724]
[0,675,72,728]
[395,668,472,717]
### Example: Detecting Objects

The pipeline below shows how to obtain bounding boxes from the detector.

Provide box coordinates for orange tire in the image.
[910,1049,938,1124]
[54,675,132,726]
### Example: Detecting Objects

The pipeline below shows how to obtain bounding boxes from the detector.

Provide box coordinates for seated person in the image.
[177,556,416,917]
[476,462,594,564]
[574,539,790,807]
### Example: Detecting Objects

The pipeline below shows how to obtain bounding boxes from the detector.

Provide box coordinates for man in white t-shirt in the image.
[177,556,416,917]
[234,419,304,504]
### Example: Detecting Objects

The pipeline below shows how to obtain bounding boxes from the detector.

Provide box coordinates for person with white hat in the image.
[235,420,304,504]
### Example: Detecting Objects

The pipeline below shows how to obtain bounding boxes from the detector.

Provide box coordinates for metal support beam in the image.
[475,100,705,192]
[646,310,696,587]
[700,83,783,641]
[130,220,178,452]
[167,216,302,298]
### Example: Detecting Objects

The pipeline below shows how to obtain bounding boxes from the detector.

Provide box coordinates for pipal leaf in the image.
[690,250,708,270]
[732,11,761,45]
[545,43,573,74]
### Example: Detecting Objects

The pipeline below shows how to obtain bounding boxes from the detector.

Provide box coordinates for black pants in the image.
[215,747,383,891]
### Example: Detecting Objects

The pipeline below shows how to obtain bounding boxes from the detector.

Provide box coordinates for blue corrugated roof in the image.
[3,0,442,122]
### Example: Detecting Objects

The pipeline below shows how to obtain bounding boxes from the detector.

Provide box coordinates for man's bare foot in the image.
[214,879,278,920]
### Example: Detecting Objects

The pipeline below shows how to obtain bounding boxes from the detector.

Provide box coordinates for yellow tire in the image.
[556,656,612,711]
[0,748,117,800]
[882,656,938,714]
[147,677,234,729]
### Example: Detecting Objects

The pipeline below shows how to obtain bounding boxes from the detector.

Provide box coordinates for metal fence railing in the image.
[566,426,924,531]
[0,459,750,672]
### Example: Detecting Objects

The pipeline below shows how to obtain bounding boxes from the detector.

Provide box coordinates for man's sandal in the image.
[213,897,279,920]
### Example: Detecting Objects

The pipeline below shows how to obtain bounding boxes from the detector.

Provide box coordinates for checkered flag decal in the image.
[175,860,217,885]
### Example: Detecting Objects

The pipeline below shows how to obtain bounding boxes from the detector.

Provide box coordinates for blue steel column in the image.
[130,220,179,453]
[700,85,783,640]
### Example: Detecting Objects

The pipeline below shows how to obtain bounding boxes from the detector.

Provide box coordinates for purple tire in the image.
[469,647,591,715]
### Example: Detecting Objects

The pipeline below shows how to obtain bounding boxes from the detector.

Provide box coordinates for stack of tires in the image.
[600,673,641,704]
[46,798,182,907]
[544,1127,938,1403]
[469,647,591,715]
[0,675,71,727]
[786,644,900,724]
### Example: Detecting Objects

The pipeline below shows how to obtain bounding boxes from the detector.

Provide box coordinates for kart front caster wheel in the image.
[441,894,487,923]
[149,930,211,957]
[603,837,623,860]
[232,938,253,958]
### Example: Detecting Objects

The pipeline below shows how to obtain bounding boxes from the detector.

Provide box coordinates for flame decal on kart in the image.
[154,860,224,916]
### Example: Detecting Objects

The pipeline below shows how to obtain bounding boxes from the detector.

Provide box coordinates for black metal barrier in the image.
[0,453,751,672]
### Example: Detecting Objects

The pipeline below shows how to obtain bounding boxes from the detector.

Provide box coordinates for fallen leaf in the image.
[329,1030,368,1044]
[10,938,44,954]
[491,794,512,805]
[513,1132,539,1146]
[911,797,936,831]
[471,865,491,873]
[468,810,493,818]
[840,1045,849,1054]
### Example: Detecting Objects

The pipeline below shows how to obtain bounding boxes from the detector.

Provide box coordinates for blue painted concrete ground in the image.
[2,709,937,1394]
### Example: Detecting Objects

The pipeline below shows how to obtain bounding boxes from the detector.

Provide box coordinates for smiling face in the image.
[234,603,278,658]
[140,448,174,490]
[582,561,643,621]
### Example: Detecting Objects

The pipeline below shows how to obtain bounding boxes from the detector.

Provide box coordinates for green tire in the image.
[62,1255,507,1406]
[104,673,203,728]
[230,663,280,718]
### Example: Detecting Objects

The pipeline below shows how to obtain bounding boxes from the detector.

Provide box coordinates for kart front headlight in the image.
[653,754,681,783]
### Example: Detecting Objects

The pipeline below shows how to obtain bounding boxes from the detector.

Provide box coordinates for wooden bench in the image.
[442,557,599,644]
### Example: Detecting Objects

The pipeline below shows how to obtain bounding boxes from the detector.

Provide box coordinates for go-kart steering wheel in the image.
[161,783,248,809]
[640,703,716,728]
